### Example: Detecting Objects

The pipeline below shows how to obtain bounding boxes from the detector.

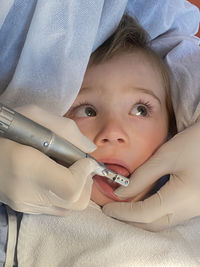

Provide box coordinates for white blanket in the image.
[16,201,200,267]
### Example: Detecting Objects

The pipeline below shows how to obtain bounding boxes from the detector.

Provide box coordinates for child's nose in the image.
[94,119,129,146]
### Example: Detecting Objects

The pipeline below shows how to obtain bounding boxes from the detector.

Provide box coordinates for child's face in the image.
[66,52,169,206]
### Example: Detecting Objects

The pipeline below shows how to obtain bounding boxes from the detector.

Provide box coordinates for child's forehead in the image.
[78,86,92,95]
[86,50,164,79]
[82,52,166,95]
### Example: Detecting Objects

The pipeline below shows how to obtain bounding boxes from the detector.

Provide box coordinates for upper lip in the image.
[97,158,131,175]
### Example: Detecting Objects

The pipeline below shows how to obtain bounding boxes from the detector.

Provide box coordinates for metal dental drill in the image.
[0,103,129,187]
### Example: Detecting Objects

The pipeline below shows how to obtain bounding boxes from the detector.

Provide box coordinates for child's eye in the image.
[73,105,97,117]
[130,103,151,117]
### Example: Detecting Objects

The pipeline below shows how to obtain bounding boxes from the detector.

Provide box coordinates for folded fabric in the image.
[0,0,199,132]
[15,201,200,267]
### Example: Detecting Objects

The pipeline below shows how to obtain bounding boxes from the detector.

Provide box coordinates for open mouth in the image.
[93,162,130,202]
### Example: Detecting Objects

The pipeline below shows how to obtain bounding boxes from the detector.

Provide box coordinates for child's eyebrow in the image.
[133,87,162,106]
[79,86,162,106]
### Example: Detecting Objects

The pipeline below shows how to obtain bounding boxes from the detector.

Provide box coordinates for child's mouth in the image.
[93,163,130,202]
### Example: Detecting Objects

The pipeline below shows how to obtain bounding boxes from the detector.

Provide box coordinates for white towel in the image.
[17,201,200,267]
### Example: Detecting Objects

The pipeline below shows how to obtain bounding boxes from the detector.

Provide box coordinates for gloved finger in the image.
[2,185,91,215]
[0,138,97,212]
[14,174,94,214]
[129,201,200,232]
[2,180,91,215]
[63,175,94,211]
[8,201,70,216]
[103,175,195,224]
[11,143,97,201]
[31,155,97,202]
[16,105,96,153]
[128,214,173,232]
[103,193,165,223]
[27,173,93,212]
[0,184,71,215]
[114,137,181,198]
[38,179,93,211]
[67,158,97,202]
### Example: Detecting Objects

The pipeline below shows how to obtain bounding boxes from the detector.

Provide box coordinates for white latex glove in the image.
[103,121,200,231]
[0,105,98,215]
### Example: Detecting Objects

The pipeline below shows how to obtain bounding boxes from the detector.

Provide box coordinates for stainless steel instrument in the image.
[0,103,129,187]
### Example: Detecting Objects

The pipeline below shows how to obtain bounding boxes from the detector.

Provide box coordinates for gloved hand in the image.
[103,121,200,231]
[0,105,98,215]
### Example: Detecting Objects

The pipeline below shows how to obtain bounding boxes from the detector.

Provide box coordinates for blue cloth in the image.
[0,0,37,96]
[0,203,8,267]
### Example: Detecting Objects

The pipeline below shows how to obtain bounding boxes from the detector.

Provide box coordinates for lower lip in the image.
[93,175,129,202]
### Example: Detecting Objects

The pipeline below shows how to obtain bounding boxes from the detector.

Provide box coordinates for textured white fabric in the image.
[16,201,200,267]
[0,0,199,131]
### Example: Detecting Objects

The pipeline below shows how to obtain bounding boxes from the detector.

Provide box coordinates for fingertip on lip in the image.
[110,194,130,202]
[113,191,132,202]
[114,187,124,194]
[114,190,128,198]
[115,196,130,202]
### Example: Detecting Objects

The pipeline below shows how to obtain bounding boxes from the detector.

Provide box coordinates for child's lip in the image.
[93,175,130,202]
[92,158,131,202]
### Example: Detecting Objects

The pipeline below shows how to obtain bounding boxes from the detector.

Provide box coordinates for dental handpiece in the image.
[0,103,129,187]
